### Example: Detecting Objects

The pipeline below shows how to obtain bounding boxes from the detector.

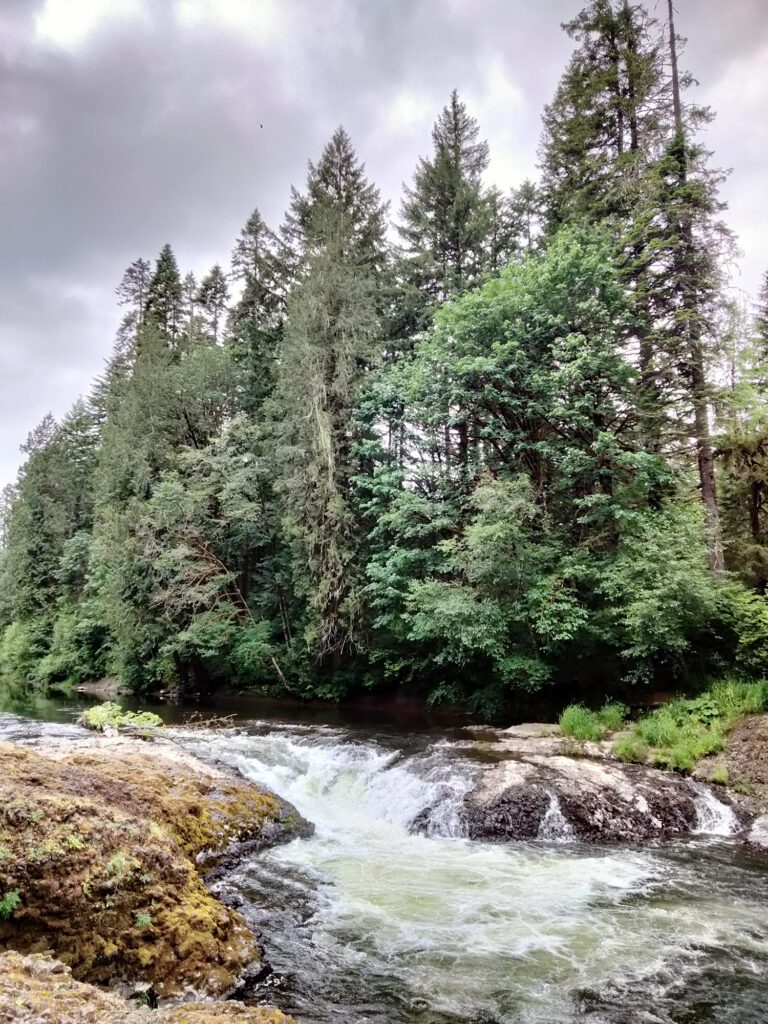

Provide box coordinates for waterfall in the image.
[180,725,476,839]
[690,781,740,836]
[537,790,575,842]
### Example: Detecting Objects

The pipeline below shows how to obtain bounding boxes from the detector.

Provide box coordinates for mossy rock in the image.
[0,739,295,997]
[0,950,296,1023]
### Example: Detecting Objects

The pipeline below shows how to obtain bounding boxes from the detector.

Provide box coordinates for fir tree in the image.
[146,243,183,345]
[398,90,493,333]
[196,264,229,344]
[273,154,382,666]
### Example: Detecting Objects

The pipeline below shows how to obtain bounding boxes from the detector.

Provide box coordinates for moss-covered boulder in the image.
[0,950,296,1023]
[0,737,306,997]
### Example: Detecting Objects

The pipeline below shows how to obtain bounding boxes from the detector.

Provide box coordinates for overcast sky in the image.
[1,0,766,487]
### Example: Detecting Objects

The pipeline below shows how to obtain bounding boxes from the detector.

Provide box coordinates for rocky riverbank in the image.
[0,730,309,1020]
[0,950,295,1024]
[459,722,757,843]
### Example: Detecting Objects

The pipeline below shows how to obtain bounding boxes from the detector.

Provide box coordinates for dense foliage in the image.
[2,2,767,716]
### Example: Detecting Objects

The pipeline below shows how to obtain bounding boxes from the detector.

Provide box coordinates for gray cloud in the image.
[1,0,767,485]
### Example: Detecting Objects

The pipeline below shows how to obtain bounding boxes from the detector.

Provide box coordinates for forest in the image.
[2,0,768,718]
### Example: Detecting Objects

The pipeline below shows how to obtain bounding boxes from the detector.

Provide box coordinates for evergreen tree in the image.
[115,257,151,349]
[196,264,229,344]
[398,90,493,333]
[273,156,383,667]
[540,0,730,568]
[283,126,388,275]
[146,243,183,345]
[227,208,283,415]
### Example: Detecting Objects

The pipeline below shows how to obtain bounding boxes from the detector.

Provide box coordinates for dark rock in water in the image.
[465,782,550,840]
[464,754,747,843]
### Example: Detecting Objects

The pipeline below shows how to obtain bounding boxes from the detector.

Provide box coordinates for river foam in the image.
[178,723,768,1024]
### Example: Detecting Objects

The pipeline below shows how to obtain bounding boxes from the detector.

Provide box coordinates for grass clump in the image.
[598,701,628,731]
[559,701,628,741]
[80,702,162,737]
[612,677,766,774]
[613,733,648,763]
[559,705,604,742]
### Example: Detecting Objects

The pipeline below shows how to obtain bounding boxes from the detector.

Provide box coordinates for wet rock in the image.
[0,950,296,1023]
[465,754,746,842]
[0,737,310,998]
[747,814,768,848]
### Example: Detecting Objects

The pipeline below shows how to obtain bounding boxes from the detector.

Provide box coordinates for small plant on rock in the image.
[80,702,163,738]
[0,890,21,920]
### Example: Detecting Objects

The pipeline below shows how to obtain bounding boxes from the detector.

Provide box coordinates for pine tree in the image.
[180,271,199,349]
[508,179,543,252]
[541,0,730,568]
[196,264,229,344]
[272,135,385,667]
[283,126,388,275]
[228,208,284,415]
[540,0,665,232]
[115,257,151,348]
[146,244,183,345]
[755,269,768,356]
[398,90,493,333]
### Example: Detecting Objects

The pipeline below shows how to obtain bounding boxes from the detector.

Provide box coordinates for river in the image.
[1,691,768,1023]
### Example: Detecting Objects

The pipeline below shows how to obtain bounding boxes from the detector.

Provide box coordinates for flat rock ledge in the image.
[0,734,311,1002]
[0,950,296,1024]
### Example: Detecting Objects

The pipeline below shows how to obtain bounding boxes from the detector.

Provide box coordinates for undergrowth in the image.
[612,677,768,773]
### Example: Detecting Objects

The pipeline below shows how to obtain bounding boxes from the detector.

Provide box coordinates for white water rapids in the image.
[178,723,768,1024]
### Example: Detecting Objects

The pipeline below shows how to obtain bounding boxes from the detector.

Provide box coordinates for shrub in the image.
[80,702,162,738]
[559,704,605,742]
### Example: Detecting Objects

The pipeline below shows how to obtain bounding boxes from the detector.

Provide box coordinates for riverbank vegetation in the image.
[560,678,768,773]
[2,1,768,716]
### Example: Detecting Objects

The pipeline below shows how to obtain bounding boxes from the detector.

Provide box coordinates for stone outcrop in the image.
[0,951,296,1024]
[463,740,747,843]
[0,735,310,999]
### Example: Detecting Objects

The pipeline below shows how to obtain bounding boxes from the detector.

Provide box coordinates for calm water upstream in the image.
[1,691,767,1024]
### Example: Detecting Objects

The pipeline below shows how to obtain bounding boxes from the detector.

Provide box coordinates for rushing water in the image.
[173,722,768,1024]
[2,695,767,1024]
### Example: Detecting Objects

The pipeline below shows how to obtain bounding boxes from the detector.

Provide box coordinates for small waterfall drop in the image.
[690,781,740,836]
[537,790,575,842]
[181,725,476,840]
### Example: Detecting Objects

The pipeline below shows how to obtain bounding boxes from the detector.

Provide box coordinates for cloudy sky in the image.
[1,0,766,486]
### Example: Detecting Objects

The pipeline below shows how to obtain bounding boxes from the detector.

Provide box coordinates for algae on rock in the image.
[0,737,304,998]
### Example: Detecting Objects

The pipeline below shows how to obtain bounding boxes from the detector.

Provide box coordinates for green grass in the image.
[611,677,767,774]
[613,733,648,763]
[559,701,628,742]
[559,705,604,741]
